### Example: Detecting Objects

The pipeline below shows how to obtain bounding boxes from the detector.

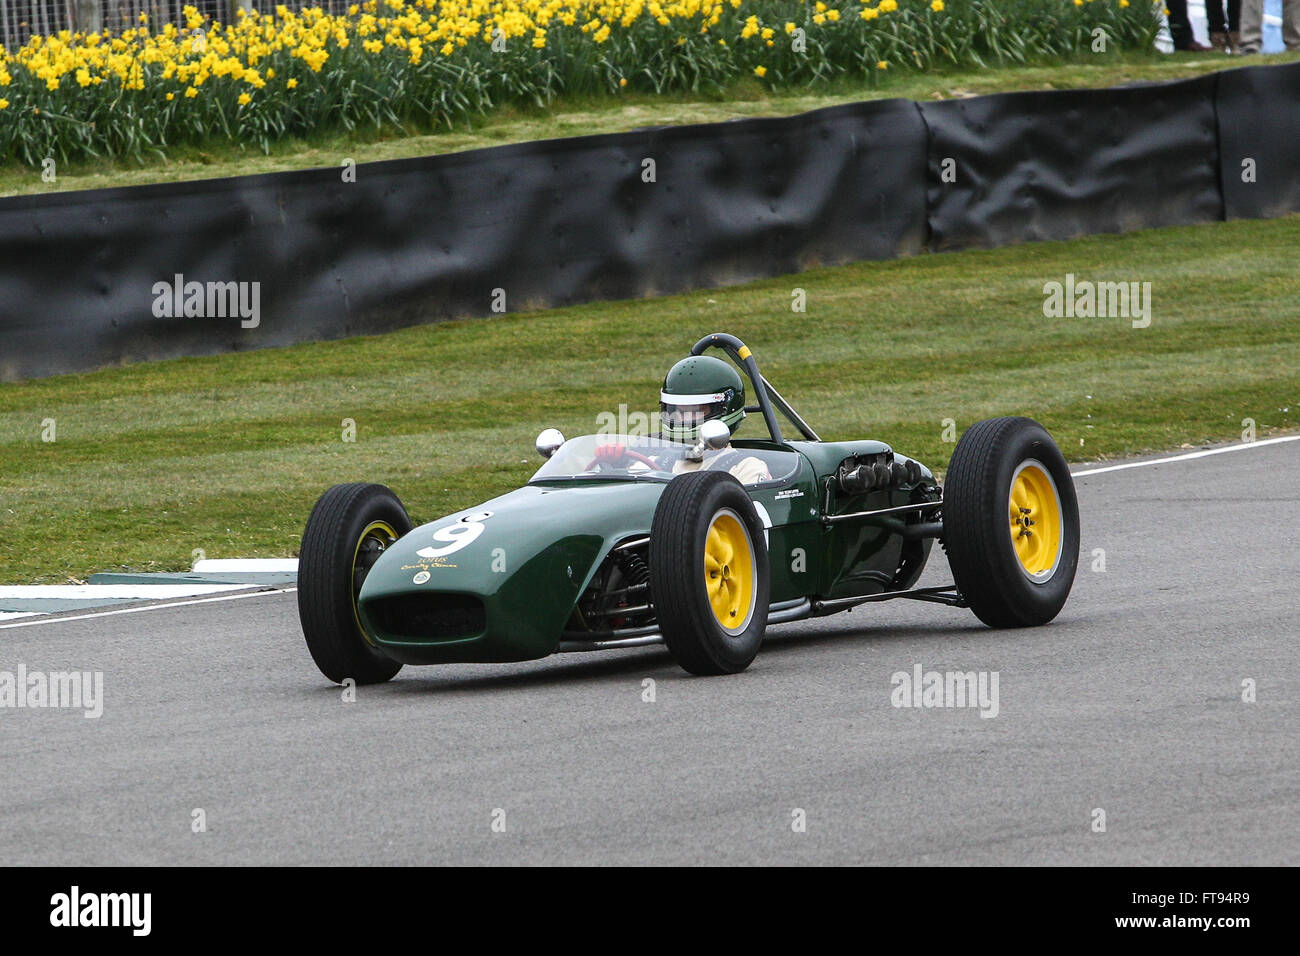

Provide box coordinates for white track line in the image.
[0,583,249,600]
[1071,435,1299,477]
[0,587,296,631]
[192,558,299,573]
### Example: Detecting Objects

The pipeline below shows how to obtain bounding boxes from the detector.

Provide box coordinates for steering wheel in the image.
[585,445,661,472]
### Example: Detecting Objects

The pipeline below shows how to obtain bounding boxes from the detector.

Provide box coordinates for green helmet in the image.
[660,355,746,442]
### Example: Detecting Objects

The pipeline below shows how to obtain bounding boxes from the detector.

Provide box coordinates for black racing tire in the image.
[649,471,770,675]
[298,482,412,685]
[942,417,1079,628]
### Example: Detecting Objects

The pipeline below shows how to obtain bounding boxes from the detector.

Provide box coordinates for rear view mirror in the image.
[535,428,565,459]
[700,419,731,450]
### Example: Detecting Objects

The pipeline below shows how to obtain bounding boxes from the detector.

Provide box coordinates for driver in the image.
[594,355,770,484]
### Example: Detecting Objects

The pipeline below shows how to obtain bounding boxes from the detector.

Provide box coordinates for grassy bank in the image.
[3,50,1297,198]
[1,215,1297,583]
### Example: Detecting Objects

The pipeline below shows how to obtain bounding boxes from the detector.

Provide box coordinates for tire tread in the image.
[649,471,769,675]
[298,482,409,684]
[943,417,1078,628]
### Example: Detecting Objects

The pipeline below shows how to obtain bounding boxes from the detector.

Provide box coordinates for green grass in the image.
[1,214,1297,583]
[4,50,1296,198]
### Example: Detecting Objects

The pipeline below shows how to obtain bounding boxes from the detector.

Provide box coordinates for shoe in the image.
[1210,31,1230,52]
[1229,31,1241,53]
[1177,40,1215,52]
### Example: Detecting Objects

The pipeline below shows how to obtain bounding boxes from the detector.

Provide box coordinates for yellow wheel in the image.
[943,417,1079,628]
[352,519,399,637]
[650,471,770,675]
[704,509,757,633]
[1008,461,1063,581]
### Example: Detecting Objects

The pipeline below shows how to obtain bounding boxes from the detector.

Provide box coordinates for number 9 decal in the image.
[417,521,485,558]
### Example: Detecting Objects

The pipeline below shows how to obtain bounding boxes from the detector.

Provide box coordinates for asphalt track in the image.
[2,439,1296,865]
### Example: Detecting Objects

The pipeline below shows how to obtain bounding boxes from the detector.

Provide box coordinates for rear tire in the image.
[650,471,770,675]
[943,417,1079,627]
[298,482,411,684]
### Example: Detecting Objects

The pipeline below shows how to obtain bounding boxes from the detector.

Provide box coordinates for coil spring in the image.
[617,550,650,588]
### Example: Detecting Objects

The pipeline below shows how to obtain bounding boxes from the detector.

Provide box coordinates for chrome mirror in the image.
[535,428,565,459]
[699,419,731,451]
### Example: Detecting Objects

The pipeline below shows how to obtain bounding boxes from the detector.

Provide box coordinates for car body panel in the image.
[353,433,940,664]
[357,480,662,663]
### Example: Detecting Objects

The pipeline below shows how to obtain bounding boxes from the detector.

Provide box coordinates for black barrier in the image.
[0,98,927,381]
[921,74,1222,251]
[1,63,1298,381]
[1216,61,1300,221]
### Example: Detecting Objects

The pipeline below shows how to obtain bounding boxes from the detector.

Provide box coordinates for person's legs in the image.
[1207,0,1228,34]
[1166,0,1192,48]
[1207,0,1232,49]
[1284,0,1300,49]
[1228,0,1242,50]
[1168,0,1213,49]
[1238,0,1264,52]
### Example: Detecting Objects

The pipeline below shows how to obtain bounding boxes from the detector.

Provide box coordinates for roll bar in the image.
[688,333,821,443]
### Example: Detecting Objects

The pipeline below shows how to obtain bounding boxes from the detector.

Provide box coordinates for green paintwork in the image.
[358,480,662,663]
[354,434,939,665]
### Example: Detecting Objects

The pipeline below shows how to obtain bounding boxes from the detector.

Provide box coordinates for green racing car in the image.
[297,332,1080,682]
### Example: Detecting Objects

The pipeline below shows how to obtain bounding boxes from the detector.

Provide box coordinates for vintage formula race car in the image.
[297,332,1080,682]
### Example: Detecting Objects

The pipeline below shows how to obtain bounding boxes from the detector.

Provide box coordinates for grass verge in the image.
[1,214,1297,582]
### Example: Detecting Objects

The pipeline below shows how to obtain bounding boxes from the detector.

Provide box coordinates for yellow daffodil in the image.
[0,0,1155,167]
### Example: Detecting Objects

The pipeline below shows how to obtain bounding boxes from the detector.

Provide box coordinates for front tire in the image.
[649,471,770,675]
[298,482,411,684]
[943,417,1079,627]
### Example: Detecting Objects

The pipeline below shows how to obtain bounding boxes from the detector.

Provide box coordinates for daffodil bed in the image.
[0,0,1157,164]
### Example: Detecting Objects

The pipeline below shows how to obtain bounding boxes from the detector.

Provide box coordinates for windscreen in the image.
[529,435,798,486]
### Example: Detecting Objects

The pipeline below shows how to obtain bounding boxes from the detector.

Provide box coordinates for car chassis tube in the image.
[689,332,820,443]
